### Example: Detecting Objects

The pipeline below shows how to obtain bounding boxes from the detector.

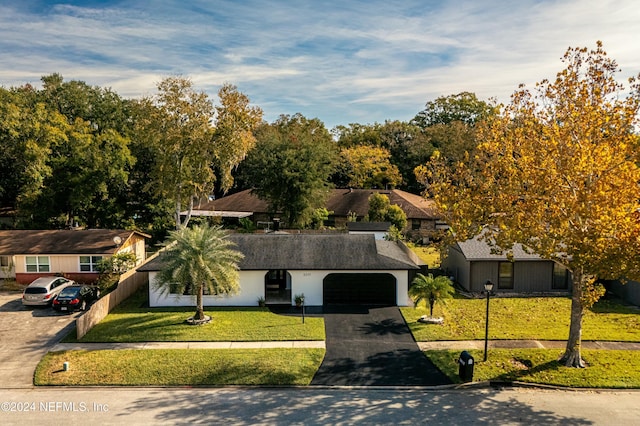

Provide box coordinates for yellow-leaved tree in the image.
[418,42,640,367]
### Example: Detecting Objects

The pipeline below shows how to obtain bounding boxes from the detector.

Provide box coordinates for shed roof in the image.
[139,233,419,272]
[455,236,543,261]
[0,229,148,256]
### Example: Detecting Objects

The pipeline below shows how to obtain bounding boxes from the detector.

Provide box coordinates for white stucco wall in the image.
[149,269,411,307]
[149,270,265,307]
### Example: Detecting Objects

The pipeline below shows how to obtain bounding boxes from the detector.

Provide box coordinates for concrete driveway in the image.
[0,291,78,388]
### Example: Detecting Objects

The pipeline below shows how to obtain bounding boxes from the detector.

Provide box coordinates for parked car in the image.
[22,277,74,307]
[52,285,100,312]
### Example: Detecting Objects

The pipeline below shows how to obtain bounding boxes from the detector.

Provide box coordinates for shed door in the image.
[323,273,396,305]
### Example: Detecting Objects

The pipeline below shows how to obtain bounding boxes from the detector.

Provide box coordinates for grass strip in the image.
[68,306,325,343]
[402,297,640,341]
[35,348,325,386]
[426,349,640,388]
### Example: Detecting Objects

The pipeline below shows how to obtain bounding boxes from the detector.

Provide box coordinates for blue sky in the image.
[1,0,639,128]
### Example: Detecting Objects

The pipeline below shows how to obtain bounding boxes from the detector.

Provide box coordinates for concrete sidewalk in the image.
[50,339,640,352]
[418,340,640,351]
[50,341,325,352]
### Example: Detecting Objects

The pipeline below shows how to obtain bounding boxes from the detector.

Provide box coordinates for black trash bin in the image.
[458,351,474,382]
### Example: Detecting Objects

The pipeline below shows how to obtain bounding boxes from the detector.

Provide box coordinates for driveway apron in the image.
[0,293,77,388]
[311,305,451,386]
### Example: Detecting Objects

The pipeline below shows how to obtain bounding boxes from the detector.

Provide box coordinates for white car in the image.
[22,277,74,306]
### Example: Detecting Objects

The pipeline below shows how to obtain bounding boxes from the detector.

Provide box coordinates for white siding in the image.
[149,269,412,307]
[148,270,264,307]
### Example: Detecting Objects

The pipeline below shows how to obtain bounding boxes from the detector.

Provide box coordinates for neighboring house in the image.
[141,233,420,307]
[0,229,149,284]
[188,188,443,240]
[442,236,571,294]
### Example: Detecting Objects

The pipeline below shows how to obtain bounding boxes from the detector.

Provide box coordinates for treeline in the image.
[0,74,493,239]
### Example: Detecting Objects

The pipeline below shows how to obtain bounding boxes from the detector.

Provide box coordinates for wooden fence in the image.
[75,252,159,339]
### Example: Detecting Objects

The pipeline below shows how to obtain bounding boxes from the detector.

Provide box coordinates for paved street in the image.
[1,386,639,425]
[2,289,640,424]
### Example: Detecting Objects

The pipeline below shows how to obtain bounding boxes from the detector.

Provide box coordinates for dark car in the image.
[52,285,100,313]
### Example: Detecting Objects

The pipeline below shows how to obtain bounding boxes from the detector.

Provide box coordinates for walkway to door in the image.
[310,305,452,386]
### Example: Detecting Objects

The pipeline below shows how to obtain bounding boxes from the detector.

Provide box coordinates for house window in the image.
[25,256,50,273]
[498,262,514,289]
[0,256,9,267]
[552,263,569,290]
[412,219,421,230]
[80,256,103,272]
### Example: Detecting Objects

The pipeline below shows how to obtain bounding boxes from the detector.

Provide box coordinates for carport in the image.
[323,273,396,305]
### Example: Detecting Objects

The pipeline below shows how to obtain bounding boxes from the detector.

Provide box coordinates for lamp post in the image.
[483,280,494,362]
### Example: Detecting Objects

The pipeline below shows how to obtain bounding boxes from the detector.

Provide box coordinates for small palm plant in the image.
[154,223,244,324]
[409,273,455,318]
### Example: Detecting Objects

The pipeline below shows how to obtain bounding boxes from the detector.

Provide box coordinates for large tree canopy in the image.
[213,83,263,194]
[240,114,338,228]
[421,42,640,367]
[0,75,135,229]
[133,77,263,230]
[333,120,433,191]
[339,145,402,189]
[133,76,216,230]
[412,91,494,128]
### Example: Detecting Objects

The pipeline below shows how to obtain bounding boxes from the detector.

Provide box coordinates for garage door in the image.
[323,273,396,305]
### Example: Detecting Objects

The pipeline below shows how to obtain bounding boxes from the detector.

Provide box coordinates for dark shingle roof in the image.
[0,229,148,255]
[139,233,419,272]
[194,188,441,220]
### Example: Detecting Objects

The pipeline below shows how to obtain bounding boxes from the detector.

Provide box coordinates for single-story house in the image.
[0,229,149,284]
[188,188,444,240]
[141,233,420,307]
[442,236,571,293]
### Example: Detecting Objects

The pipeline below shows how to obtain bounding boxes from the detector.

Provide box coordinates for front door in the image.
[265,269,291,304]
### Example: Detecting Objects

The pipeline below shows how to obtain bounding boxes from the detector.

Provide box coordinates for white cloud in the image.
[0,0,639,127]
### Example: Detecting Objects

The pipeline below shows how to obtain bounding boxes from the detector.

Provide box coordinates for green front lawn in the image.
[402,297,640,341]
[74,308,325,343]
[36,348,325,386]
[426,349,640,388]
[67,290,325,343]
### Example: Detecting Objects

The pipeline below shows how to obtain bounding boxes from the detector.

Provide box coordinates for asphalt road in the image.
[1,386,639,425]
[1,291,639,425]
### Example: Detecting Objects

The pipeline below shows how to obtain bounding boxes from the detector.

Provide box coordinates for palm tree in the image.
[154,223,244,323]
[409,273,454,317]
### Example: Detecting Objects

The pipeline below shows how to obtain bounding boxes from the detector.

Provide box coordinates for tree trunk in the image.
[559,270,586,367]
[194,284,205,321]
[429,293,435,317]
[180,196,194,229]
[174,195,182,230]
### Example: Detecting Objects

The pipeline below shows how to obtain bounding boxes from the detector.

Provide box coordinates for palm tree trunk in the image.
[195,284,205,321]
[559,270,586,367]
[429,293,435,317]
